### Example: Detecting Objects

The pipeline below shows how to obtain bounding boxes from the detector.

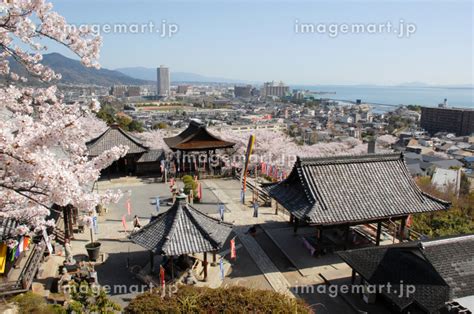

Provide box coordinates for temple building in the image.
[130,192,232,281]
[267,153,450,252]
[164,121,235,174]
[86,125,164,176]
[338,235,474,313]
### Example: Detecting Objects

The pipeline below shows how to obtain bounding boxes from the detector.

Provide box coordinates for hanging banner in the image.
[219,258,225,280]
[93,216,99,234]
[42,229,53,255]
[0,243,7,274]
[160,265,165,289]
[122,215,127,231]
[155,196,160,213]
[197,182,202,200]
[126,198,131,216]
[230,238,237,260]
[218,203,225,221]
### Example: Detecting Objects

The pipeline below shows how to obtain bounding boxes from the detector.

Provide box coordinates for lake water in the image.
[292,85,474,112]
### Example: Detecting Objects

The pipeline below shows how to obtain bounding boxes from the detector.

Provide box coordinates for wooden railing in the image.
[381,221,425,242]
[0,241,46,296]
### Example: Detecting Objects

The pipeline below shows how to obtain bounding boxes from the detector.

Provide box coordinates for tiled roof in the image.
[136,149,165,163]
[268,153,450,225]
[130,195,232,255]
[86,125,148,156]
[164,120,235,151]
[338,235,474,312]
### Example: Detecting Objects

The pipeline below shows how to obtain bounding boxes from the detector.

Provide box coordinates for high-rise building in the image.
[234,85,252,98]
[110,85,127,97]
[177,85,189,94]
[127,86,141,97]
[156,65,170,97]
[421,105,474,136]
[261,81,290,97]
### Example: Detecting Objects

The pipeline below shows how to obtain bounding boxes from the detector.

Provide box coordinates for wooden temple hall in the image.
[129,191,232,282]
[267,153,450,255]
[163,120,235,175]
[86,124,165,177]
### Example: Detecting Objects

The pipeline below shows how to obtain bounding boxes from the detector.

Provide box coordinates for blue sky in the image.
[49,0,473,86]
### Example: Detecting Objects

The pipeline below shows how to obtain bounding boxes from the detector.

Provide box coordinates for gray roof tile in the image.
[338,235,474,312]
[130,196,232,255]
[86,125,148,156]
[268,153,450,225]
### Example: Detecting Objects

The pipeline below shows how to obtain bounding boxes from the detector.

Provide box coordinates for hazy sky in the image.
[49,0,473,86]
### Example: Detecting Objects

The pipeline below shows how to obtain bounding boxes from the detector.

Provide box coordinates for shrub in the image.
[67,281,121,314]
[182,175,198,201]
[125,285,312,313]
[11,292,65,314]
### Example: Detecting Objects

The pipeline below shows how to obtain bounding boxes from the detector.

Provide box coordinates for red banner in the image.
[126,198,131,216]
[121,215,127,231]
[160,265,165,289]
[230,238,236,260]
[197,182,202,200]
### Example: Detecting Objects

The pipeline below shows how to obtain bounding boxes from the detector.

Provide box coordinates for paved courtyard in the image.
[70,177,384,312]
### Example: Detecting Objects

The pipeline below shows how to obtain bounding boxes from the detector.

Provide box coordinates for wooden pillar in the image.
[171,256,174,281]
[399,217,407,242]
[293,218,299,234]
[211,250,217,266]
[63,206,69,240]
[63,206,74,240]
[72,207,78,225]
[351,269,356,284]
[318,228,324,244]
[149,251,155,274]
[344,225,350,250]
[213,149,217,175]
[375,222,382,246]
[275,202,279,215]
[203,252,208,281]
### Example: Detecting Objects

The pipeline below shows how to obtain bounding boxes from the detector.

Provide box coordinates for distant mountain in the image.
[8,53,152,86]
[115,66,252,84]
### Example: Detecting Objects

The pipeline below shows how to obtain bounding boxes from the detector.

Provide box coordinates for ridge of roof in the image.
[86,125,149,152]
[422,234,474,248]
[297,152,402,166]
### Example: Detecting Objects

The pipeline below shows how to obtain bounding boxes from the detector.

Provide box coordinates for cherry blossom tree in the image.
[0,0,127,234]
[376,134,398,147]
[210,128,396,172]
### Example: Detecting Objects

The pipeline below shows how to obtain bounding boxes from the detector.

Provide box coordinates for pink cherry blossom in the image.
[0,1,126,235]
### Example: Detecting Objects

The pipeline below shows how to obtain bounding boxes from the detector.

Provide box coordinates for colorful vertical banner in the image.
[155,196,160,213]
[42,229,53,255]
[406,214,413,228]
[126,198,131,216]
[0,243,7,274]
[230,238,236,260]
[122,215,127,231]
[93,216,99,234]
[197,182,202,200]
[218,203,225,221]
[253,201,259,218]
[160,265,165,289]
[219,258,225,280]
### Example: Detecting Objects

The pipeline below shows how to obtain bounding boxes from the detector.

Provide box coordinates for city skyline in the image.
[47,0,473,86]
